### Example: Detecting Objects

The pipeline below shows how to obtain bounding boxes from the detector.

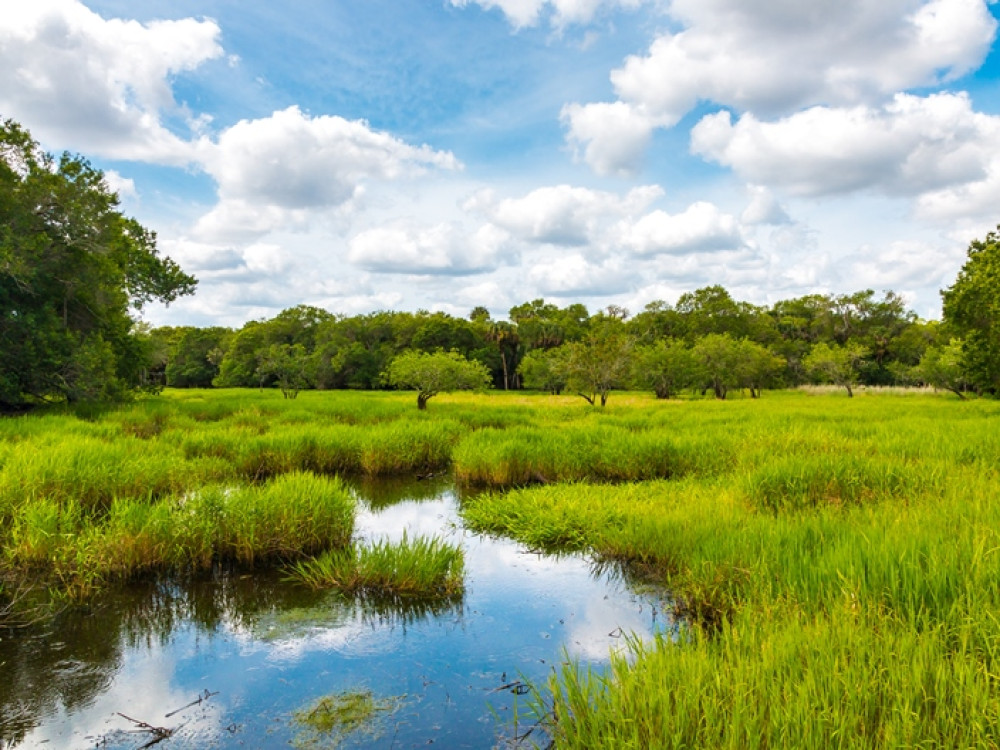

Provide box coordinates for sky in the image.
[2,0,999,327]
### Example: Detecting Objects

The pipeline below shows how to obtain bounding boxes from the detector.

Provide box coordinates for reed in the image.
[288,533,465,599]
[4,472,356,598]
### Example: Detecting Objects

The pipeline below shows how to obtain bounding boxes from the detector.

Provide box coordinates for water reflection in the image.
[1,476,671,749]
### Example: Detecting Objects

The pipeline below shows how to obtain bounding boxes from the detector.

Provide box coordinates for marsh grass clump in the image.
[453,425,685,487]
[288,533,465,599]
[5,472,356,598]
[744,454,946,511]
[292,689,401,748]
[0,434,232,520]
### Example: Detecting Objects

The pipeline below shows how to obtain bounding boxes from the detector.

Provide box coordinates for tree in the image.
[735,340,786,398]
[486,320,520,391]
[256,343,311,399]
[803,342,866,397]
[384,350,491,409]
[518,347,569,394]
[0,118,196,407]
[915,339,969,399]
[165,327,231,387]
[691,333,743,399]
[630,340,698,399]
[558,320,632,407]
[942,226,1000,395]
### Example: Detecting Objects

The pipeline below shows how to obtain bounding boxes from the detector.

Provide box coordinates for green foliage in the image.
[257,343,312,398]
[0,118,196,407]
[518,346,568,394]
[384,349,491,409]
[559,319,632,406]
[942,226,1000,394]
[164,326,231,388]
[631,340,699,399]
[915,338,968,398]
[803,341,867,396]
[691,333,742,399]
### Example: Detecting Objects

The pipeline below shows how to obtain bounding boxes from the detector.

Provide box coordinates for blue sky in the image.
[3,0,999,326]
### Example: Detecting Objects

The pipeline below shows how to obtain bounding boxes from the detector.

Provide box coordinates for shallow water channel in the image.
[1,476,672,748]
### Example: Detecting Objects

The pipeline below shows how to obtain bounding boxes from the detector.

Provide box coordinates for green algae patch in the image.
[291,689,402,748]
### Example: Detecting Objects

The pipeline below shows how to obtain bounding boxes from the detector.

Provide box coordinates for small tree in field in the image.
[385,350,491,409]
[519,347,569,394]
[256,343,311,399]
[803,341,866,397]
[916,339,968,399]
[631,340,698,399]
[560,329,632,407]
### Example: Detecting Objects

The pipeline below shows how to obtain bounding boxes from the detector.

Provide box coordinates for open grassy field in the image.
[2,387,998,746]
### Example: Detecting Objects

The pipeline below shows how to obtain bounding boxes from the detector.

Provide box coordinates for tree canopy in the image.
[384,350,491,409]
[942,226,1000,395]
[0,119,196,407]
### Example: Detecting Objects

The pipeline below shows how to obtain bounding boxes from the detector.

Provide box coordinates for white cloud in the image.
[473,184,662,244]
[450,0,644,29]
[561,102,658,176]
[847,239,965,291]
[194,106,461,241]
[741,185,790,226]
[691,93,1000,201]
[565,0,997,174]
[348,221,509,275]
[0,0,221,163]
[528,253,633,295]
[102,169,136,199]
[618,201,744,255]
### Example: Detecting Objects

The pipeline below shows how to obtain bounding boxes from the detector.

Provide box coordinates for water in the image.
[0,476,672,748]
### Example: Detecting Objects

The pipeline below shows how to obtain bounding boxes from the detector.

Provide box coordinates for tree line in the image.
[146,282,982,403]
[2,116,998,408]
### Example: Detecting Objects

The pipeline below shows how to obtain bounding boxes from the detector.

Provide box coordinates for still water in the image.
[1,476,671,748]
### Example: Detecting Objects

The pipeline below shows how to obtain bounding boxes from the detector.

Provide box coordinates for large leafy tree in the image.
[0,119,196,406]
[942,226,1000,395]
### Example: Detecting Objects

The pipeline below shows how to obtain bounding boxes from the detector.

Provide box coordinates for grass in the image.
[287,533,465,599]
[5,472,355,599]
[4,387,1000,746]
[457,394,1000,747]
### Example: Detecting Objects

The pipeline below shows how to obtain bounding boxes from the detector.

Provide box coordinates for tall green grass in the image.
[5,472,355,598]
[288,533,465,599]
[458,394,1000,747]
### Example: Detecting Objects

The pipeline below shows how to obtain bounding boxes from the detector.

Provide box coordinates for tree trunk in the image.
[417,393,429,410]
[845,384,853,398]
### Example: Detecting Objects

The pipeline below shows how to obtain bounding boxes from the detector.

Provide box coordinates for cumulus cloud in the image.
[565,0,997,174]
[102,169,137,200]
[561,102,659,177]
[618,202,745,255]
[348,221,509,275]
[527,253,634,295]
[194,106,461,241]
[741,185,790,226]
[691,92,1000,200]
[471,183,662,244]
[449,0,644,29]
[0,0,221,163]
[847,239,966,291]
